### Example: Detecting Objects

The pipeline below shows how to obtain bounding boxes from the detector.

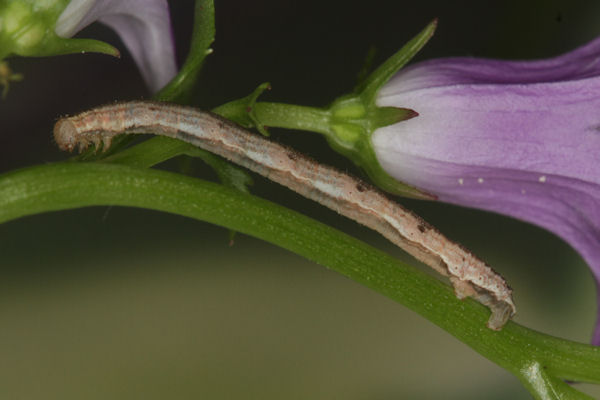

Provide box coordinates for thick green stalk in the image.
[0,162,598,399]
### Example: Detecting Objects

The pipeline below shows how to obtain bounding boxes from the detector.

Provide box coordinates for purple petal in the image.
[374,38,600,343]
[56,0,177,92]
[384,35,600,92]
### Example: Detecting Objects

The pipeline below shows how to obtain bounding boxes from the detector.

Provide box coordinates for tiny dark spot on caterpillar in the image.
[287,152,298,161]
[417,224,427,233]
[355,183,366,192]
[587,124,600,133]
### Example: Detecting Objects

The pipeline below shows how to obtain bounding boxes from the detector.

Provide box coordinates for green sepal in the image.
[13,37,119,58]
[371,106,420,129]
[355,19,437,105]
[212,82,272,136]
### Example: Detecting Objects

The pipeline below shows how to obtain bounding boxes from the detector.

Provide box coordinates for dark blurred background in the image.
[1,0,599,398]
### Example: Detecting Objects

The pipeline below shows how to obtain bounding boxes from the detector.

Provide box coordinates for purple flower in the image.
[55,0,177,92]
[373,37,600,344]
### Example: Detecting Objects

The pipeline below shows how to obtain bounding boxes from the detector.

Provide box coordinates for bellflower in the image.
[55,0,177,92]
[372,37,600,344]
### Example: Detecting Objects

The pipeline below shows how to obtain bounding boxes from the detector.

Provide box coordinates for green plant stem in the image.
[251,102,333,136]
[212,99,335,137]
[155,0,215,103]
[0,162,598,399]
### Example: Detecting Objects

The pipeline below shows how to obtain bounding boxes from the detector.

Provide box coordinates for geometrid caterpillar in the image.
[54,101,516,330]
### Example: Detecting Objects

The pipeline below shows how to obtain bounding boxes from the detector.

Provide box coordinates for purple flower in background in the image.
[372,37,600,344]
[55,0,177,92]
